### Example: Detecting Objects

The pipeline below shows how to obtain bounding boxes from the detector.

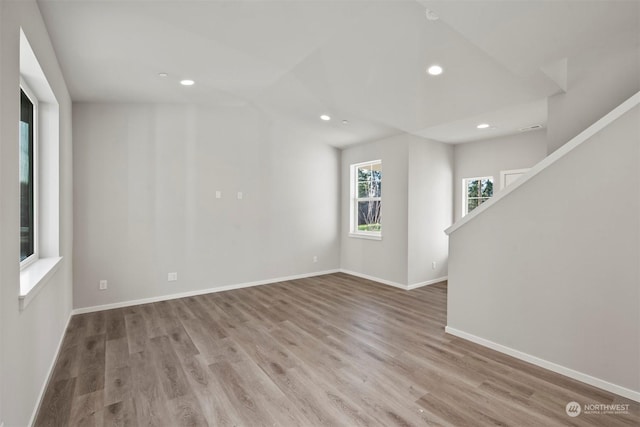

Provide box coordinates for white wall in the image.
[73,103,340,309]
[547,42,640,154]
[447,104,640,398]
[0,1,4,423]
[340,134,410,285]
[407,138,453,285]
[0,1,74,426]
[340,134,453,287]
[453,129,547,222]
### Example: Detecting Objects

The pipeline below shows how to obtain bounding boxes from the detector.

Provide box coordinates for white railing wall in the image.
[445,92,640,402]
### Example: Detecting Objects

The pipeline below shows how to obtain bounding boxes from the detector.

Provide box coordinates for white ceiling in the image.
[37,0,640,147]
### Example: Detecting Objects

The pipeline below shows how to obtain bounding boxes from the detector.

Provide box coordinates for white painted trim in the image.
[499,168,530,190]
[72,269,340,314]
[348,232,382,241]
[339,269,446,291]
[446,91,640,235]
[445,326,640,403]
[339,269,408,290]
[28,311,74,427]
[407,276,448,290]
[19,257,62,310]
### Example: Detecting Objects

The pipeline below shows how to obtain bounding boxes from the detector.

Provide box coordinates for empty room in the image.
[0,0,639,426]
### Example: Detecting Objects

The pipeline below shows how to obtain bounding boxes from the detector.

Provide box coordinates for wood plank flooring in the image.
[35,273,639,426]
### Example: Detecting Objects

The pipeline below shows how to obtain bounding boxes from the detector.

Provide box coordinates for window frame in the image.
[349,159,382,240]
[19,79,39,269]
[462,176,493,217]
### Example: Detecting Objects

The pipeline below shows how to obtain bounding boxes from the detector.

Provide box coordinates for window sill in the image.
[19,257,62,311]
[349,232,382,241]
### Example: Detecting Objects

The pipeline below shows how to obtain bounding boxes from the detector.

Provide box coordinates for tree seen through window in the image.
[354,161,382,233]
[465,177,493,214]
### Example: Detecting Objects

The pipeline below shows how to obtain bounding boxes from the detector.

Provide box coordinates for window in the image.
[350,160,382,238]
[18,28,62,310]
[20,85,37,267]
[463,176,493,216]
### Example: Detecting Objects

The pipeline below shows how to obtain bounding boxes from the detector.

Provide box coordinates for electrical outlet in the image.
[432,261,437,270]
[237,192,243,200]
[99,280,108,290]
[168,272,178,282]
[313,256,318,263]
[215,191,222,199]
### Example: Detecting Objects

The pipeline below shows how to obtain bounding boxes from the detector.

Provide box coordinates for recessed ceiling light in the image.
[342,120,349,125]
[427,65,443,76]
[158,72,168,78]
[477,123,490,129]
[180,79,195,86]
[320,114,331,121]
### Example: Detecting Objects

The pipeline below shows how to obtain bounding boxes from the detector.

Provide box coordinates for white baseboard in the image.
[72,269,340,315]
[28,311,74,427]
[407,276,448,290]
[340,269,447,291]
[445,326,640,403]
[339,269,407,290]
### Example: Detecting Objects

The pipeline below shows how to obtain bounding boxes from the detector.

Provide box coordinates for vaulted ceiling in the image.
[37,0,639,146]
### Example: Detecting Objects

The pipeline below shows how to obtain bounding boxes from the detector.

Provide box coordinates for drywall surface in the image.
[340,133,453,287]
[453,129,547,222]
[340,134,409,285]
[407,137,453,285]
[73,103,340,309]
[547,41,640,154]
[0,1,74,426]
[448,105,640,395]
[0,1,4,423]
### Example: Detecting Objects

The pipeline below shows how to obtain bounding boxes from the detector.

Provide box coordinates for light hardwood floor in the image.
[35,273,638,426]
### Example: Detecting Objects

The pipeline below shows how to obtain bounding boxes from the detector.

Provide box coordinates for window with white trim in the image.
[350,160,382,238]
[20,83,38,267]
[18,28,62,309]
[463,176,493,216]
